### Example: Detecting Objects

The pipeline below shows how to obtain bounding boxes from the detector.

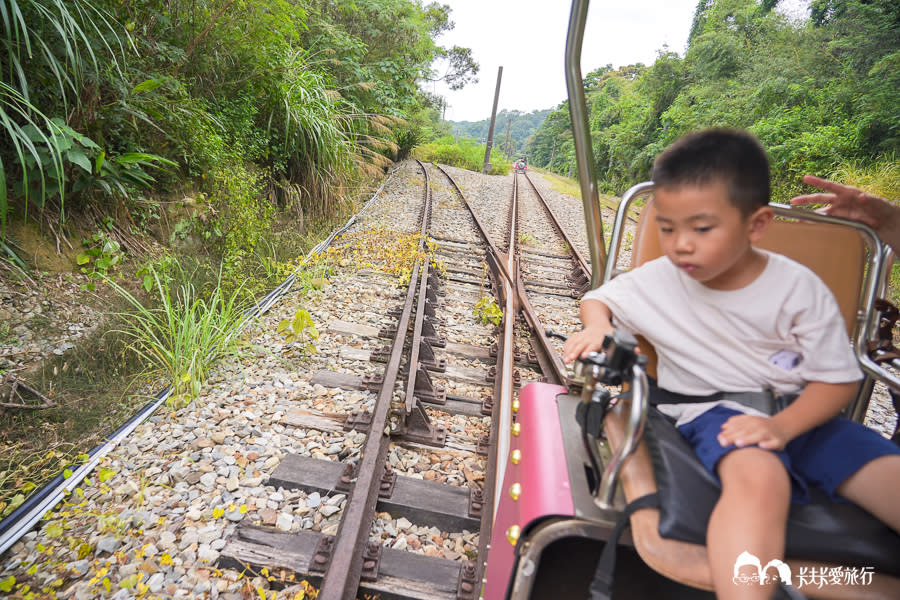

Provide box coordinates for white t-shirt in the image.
[582,250,862,425]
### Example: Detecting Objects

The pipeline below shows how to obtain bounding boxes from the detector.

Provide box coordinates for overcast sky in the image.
[429,1,700,122]
[429,1,810,123]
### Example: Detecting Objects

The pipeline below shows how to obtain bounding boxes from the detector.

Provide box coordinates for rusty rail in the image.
[316,162,433,600]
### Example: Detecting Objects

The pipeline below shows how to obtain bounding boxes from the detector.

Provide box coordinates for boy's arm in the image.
[562,299,614,363]
[717,380,858,450]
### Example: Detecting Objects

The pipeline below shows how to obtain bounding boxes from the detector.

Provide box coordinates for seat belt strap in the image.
[589,493,660,600]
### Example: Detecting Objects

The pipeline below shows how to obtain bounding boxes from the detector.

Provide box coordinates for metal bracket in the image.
[476,433,490,456]
[378,325,397,339]
[468,489,484,519]
[402,397,447,447]
[419,339,447,372]
[422,317,446,348]
[372,345,391,363]
[360,541,382,582]
[481,395,493,416]
[379,464,397,498]
[414,367,447,405]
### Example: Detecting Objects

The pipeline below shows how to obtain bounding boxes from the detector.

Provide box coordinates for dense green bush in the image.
[526,0,900,198]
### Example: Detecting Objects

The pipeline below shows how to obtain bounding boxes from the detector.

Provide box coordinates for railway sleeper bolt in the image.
[486,366,496,384]
[481,397,493,416]
[336,463,359,492]
[372,345,391,363]
[361,373,384,391]
[344,410,372,432]
[379,466,397,498]
[468,489,484,518]
[360,541,383,582]
[476,433,490,456]
[309,534,335,574]
[456,560,479,600]
[489,344,498,358]
[378,325,398,339]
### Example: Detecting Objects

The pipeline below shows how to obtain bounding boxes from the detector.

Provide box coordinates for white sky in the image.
[429,0,810,123]
[430,0,701,122]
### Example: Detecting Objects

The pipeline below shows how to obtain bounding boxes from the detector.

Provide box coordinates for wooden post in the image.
[482,66,503,175]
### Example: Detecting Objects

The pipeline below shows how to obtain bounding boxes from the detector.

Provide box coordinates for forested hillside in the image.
[526,0,900,199]
[0,0,477,277]
[448,109,551,156]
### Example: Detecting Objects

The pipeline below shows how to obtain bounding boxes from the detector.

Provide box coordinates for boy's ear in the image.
[747,205,774,243]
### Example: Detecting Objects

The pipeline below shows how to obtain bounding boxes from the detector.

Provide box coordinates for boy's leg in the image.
[710,447,791,600]
[835,454,900,532]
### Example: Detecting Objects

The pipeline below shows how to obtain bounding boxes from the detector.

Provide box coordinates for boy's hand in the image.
[562,325,610,364]
[717,414,790,451]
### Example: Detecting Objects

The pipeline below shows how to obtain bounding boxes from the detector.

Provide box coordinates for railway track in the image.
[0,160,627,600]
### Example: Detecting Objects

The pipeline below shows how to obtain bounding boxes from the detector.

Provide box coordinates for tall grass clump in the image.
[829,156,900,201]
[105,264,250,405]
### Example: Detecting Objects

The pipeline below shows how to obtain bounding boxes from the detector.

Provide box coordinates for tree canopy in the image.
[526,0,900,199]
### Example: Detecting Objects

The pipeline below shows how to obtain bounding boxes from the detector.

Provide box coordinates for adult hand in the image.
[791,175,900,254]
[790,175,896,230]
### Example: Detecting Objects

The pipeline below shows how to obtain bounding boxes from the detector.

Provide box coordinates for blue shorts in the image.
[678,405,900,504]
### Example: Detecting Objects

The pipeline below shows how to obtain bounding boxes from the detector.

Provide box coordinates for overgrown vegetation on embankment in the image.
[413,136,511,175]
[526,0,900,201]
[0,0,480,518]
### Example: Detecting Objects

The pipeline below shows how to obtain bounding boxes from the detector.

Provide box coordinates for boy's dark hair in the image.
[651,128,770,215]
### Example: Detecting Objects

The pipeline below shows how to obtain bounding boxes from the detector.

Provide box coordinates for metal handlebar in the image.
[572,330,649,509]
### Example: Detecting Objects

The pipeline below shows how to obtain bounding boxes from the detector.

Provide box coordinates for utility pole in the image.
[503,119,512,159]
[482,66,503,175]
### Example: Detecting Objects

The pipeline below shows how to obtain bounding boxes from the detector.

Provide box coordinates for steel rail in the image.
[521,171,591,282]
[432,164,514,290]
[426,164,513,599]
[317,162,433,600]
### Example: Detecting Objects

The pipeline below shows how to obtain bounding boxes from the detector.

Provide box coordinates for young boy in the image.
[562,129,900,600]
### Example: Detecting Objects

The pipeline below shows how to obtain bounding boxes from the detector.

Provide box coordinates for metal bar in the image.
[597,363,649,509]
[493,170,519,516]
[433,164,514,289]
[604,181,654,283]
[565,0,606,287]
[515,275,567,386]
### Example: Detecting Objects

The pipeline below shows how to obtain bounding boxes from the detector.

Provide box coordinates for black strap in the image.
[589,493,660,600]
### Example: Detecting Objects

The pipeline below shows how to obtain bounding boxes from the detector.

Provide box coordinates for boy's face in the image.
[654,180,772,290]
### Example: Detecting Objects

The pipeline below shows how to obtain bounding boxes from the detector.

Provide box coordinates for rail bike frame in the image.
[480,1,900,598]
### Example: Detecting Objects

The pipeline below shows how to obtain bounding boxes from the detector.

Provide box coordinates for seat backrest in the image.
[630,200,867,378]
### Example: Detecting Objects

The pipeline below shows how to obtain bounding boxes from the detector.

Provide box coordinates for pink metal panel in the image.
[482,382,574,599]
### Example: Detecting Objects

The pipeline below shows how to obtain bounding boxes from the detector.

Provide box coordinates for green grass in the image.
[105,264,250,406]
